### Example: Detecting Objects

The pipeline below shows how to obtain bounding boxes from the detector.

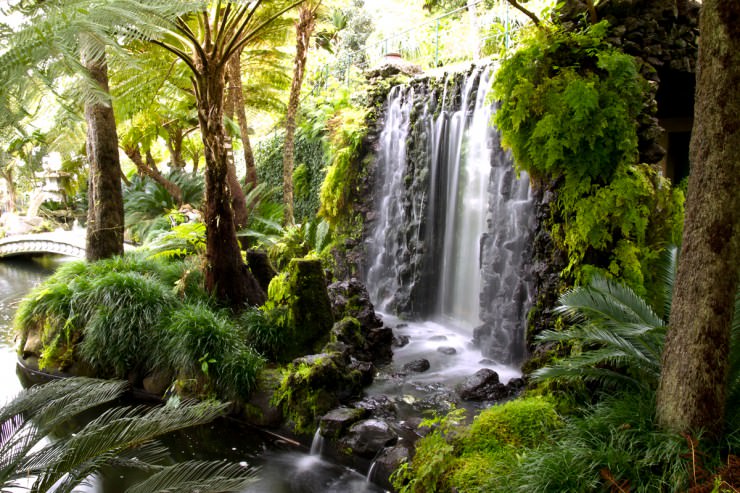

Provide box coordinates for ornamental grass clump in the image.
[14,252,263,402]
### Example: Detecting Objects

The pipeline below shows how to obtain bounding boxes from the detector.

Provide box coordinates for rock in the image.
[393,334,410,348]
[352,395,397,420]
[457,368,509,401]
[437,346,457,355]
[142,370,172,396]
[22,327,42,358]
[403,359,430,373]
[246,249,277,293]
[327,278,383,331]
[244,369,284,428]
[429,335,447,341]
[338,419,398,459]
[320,406,369,439]
[277,259,335,361]
[368,443,413,490]
[366,326,394,363]
[349,359,375,386]
[275,353,364,433]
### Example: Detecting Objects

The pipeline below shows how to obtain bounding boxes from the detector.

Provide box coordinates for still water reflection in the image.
[0,257,384,493]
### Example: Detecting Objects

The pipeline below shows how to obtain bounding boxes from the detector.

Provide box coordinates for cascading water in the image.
[365,64,535,371]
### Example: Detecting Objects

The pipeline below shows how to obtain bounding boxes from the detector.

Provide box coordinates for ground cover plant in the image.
[14,251,264,402]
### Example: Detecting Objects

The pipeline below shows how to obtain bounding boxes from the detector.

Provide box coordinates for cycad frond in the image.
[125,460,256,493]
[535,274,666,391]
[556,274,665,329]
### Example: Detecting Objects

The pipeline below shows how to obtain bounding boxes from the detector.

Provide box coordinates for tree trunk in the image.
[227,51,258,188]
[195,61,265,308]
[2,170,17,212]
[656,0,740,439]
[82,41,124,262]
[166,126,187,170]
[123,146,183,205]
[224,57,250,230]
[283,5,317,227]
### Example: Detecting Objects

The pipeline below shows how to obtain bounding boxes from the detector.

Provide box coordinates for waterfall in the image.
[365,64,535,367]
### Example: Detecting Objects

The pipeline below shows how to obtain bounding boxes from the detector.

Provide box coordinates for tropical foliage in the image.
[14,252,264,401]
[0,378,255,493]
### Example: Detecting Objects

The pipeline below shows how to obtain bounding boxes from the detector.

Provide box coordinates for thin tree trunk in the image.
[283,4,318,227]
[195,62,265,308]
[82,40,124,261]
[2,170,17,212]
[124,146,183,205]
[656,0,740,439]
[227,51,258,188]
[166,127,187,170]
[224,57,250,230]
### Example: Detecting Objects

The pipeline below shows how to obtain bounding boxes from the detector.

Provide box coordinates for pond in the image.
[0,257,384,493]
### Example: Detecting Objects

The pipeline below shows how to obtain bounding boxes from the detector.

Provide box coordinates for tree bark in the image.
[224,57,250,230]
[656,0,740,439]
[123,145,183,205]
[165,126,187,170]
[227,51,258,188]
[283,4,318,227]
[82,41,124,262]
[194,58,265,308]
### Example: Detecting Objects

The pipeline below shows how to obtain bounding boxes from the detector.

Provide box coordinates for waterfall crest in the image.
[365,65,535,367]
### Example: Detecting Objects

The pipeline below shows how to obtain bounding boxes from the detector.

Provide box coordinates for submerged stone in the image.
[403,359,431,373]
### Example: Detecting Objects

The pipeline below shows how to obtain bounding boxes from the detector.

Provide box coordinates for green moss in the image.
[261,258,334,362]
[272,353,362,435]
[393,398,563,493]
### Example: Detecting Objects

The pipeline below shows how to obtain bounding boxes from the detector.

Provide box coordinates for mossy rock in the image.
[273,352,364,435]
[284,258,335,361]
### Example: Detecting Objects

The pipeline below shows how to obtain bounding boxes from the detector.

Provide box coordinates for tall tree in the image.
[656,0,740,438]
[282,0,321,226]
[150,1,301,307]
[81,37,125,261]
[227,50,258,188]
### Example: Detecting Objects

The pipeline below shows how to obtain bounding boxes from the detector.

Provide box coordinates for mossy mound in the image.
[273,352,364,435]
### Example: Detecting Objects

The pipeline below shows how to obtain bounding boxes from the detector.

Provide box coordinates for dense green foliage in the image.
[493,21,683,296]
[254,130,326,222]
[15,252,263,401]
[494,22,642,183]
[123,171,204,243]
[392,398,562,493]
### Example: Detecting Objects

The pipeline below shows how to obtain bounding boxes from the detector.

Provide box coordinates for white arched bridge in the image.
[0,231,94,259]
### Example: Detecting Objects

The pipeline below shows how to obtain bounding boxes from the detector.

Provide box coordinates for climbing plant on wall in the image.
[493,21,684,297]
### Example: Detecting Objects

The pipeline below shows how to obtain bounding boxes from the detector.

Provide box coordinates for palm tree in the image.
[282,0,322,227]
[0,377,255,492]
[147,0,304,307]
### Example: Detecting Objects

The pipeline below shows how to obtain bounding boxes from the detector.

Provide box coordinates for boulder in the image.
[403,359,430,373]
[457,368,509,401]
[246,249,277,293]
[319,406,369,439]
[368,443,413,490]
[437,346,457,356]
[337,419,398,459]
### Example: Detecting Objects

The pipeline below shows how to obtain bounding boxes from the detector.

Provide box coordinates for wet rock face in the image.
[337,419,398,459]
[320,407,369,440]
[368,443,414,491]
[327,279,393,364]
[456,368,524,402]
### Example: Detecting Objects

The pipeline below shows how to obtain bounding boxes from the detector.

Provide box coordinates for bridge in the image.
[0,231,89,258]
